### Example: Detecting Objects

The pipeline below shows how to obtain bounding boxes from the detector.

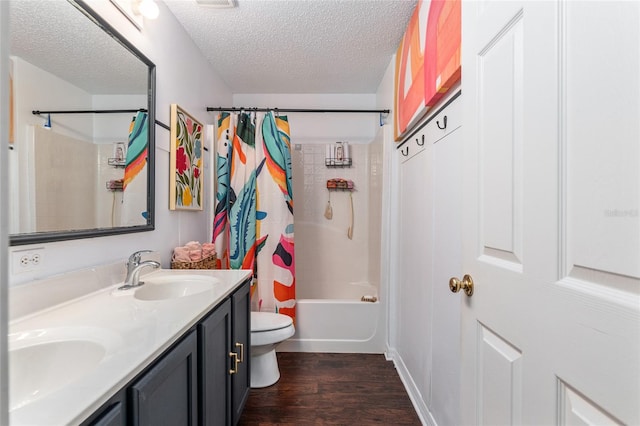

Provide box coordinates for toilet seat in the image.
[251,312,293,332]
[251,312,295,347]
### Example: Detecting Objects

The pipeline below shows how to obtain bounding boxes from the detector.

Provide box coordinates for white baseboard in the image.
[386,348,438,426]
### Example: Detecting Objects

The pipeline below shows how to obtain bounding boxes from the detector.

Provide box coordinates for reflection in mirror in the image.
[9,0,155,245]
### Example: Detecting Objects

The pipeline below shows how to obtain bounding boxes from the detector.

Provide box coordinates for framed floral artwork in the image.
[170,104,204,210]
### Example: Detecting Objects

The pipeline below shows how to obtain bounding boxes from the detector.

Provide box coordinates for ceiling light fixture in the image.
[133,0,159,19]
[195,0,237,9]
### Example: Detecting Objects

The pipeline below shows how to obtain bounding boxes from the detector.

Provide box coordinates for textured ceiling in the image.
[163,0,417,94]
[10,0,148,95]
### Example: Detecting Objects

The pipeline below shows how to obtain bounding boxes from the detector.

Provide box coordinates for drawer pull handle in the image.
[437,116,447,130]
[229,352,239,374]
[236,342,244,363]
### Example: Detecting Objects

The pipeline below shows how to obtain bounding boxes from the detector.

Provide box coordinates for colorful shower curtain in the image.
[213,111,296,320]
[121,111,149,225]
[123,111,148,190]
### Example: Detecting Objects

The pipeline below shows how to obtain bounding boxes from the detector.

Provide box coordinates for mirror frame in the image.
[10,0,156,246]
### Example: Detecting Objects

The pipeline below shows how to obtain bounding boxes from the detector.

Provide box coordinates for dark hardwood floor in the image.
[238,352,422,425]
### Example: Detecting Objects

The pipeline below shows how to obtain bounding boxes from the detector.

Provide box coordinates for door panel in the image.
[397,145,434,406]
[558,381,624,425]
[478,324,522,426]
[563,1,640,283]
[432,123,462,426]
[478,12,524,268]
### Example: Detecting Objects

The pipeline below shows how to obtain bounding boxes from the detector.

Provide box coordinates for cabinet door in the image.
[231,280,251,425]
[130,331,198,426]
[89,402,124,426]
[81,389,126,426]
[199,299,232,426]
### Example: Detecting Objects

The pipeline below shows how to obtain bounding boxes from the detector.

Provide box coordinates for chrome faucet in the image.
[126,250,153,274]
[119,250,160,290]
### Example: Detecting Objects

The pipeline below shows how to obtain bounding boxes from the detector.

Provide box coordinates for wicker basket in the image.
[171,253,217,270]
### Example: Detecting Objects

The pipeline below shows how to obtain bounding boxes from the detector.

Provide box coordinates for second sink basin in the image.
[9,327,120,412]
[134,274,219,301]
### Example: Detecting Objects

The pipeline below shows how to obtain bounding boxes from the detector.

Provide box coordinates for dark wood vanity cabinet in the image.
[199,280,250,426]
[82,279,251,426]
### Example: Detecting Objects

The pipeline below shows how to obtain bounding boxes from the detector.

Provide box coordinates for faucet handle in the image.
[128,250,153,266]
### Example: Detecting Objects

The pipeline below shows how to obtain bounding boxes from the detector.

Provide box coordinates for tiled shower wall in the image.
[34,127,97,232]
[292,140,381,299]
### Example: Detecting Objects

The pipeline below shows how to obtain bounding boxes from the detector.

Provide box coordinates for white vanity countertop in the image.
[8,268,252,426]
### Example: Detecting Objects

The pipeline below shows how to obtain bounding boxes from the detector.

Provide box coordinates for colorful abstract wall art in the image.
[170,104,204,211]
[394,0,461,141]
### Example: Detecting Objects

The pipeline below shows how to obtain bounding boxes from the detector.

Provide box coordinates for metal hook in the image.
[416,135,424,146]
[437,116,447,130]
[401,146,409,157]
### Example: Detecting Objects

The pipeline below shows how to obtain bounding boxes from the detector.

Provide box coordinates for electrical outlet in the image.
[12,248,44,274]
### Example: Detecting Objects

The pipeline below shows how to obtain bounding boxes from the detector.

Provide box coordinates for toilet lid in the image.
[251,312,293,332]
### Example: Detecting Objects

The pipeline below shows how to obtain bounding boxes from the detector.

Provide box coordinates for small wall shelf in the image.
[108,158,126,168]
[106,180,124,191]
[326,178,355,191]
[325,158,352,168]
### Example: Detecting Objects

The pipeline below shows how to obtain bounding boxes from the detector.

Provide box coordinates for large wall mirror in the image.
[8,0,156,245]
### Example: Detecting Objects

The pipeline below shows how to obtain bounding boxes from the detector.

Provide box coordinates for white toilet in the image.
[250,312,295,388]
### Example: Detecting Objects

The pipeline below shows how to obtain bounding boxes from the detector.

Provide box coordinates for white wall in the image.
[0,2,10,422]
[381,42,463,424]
[376,59,397,365]
[8,1,232,286]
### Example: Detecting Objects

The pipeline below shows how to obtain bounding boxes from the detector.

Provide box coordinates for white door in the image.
[459,1,640,425]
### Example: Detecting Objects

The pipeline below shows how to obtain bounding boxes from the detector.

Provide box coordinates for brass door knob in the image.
[449,274,474,297]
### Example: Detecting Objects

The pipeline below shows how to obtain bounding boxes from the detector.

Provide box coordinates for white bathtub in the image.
[277,282,386,353]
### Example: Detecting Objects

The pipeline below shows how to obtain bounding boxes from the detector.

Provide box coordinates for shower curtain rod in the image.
[32,108,147,115]
[206,106,390,114]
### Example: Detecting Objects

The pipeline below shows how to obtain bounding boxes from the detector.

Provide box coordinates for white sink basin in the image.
[134,274,219,301]
[9,327,118,411]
